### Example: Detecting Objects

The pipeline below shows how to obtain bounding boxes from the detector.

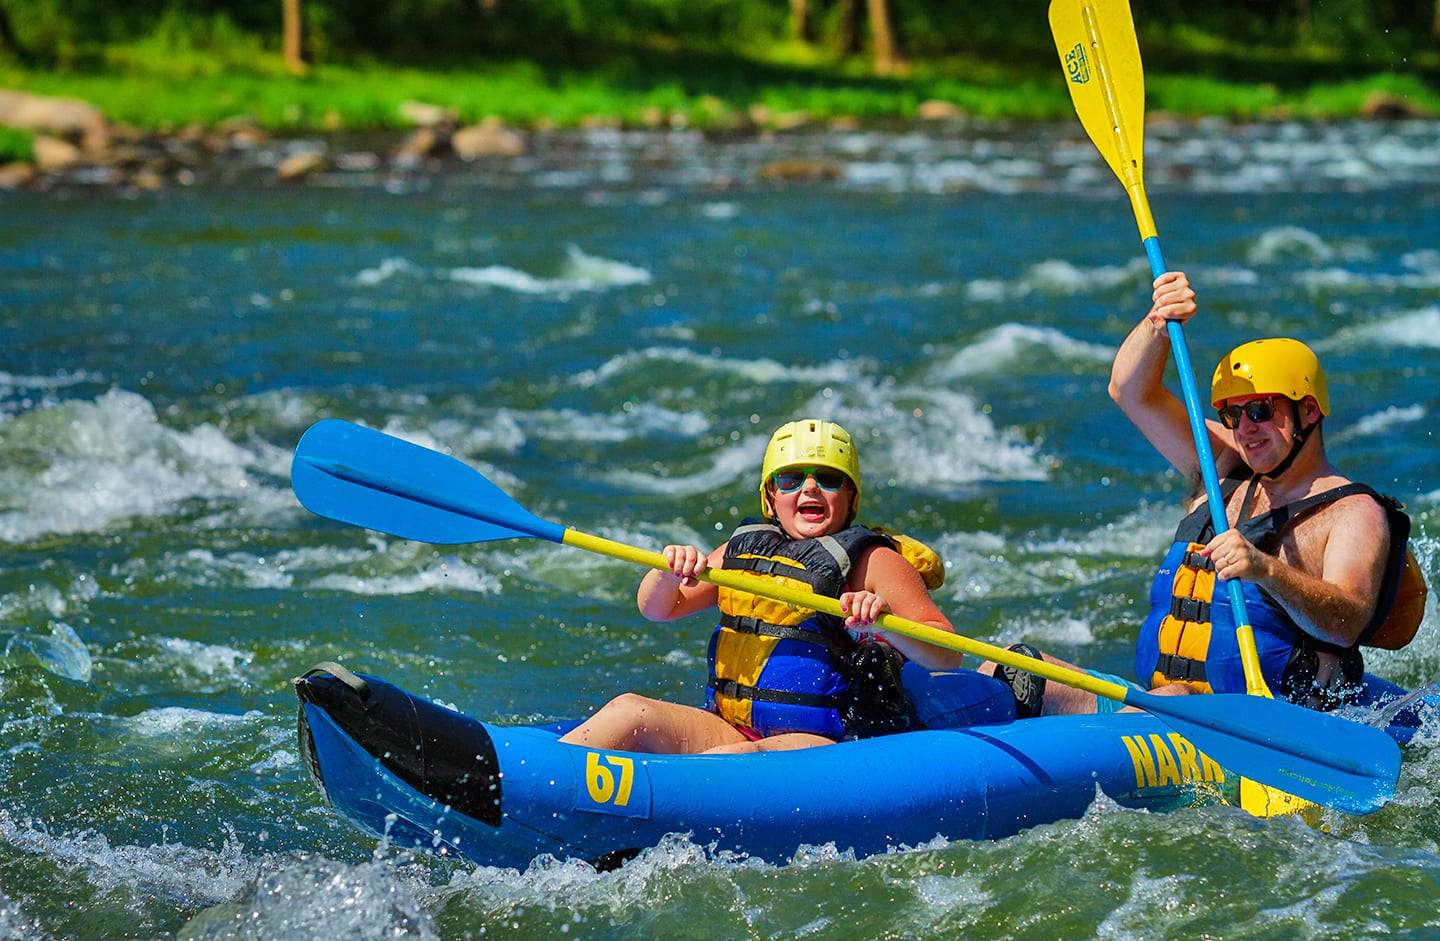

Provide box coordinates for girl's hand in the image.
[839,590,890,628]
[662,545,708,586]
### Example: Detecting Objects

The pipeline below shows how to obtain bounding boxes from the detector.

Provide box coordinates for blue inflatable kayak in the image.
[294,662,1426,870]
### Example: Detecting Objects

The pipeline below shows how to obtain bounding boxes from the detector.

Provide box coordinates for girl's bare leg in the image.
[558,693,747,753]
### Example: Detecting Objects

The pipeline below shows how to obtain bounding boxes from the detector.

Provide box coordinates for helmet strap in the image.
[1262,400,1320,480]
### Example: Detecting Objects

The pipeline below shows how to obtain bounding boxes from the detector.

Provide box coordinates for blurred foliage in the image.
[1,0,1437,74]
[0,0,1435,130]
[0,123,32,160]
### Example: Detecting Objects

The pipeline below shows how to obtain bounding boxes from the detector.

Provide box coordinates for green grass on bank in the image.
[3,31,1439,143]
[0,124,33,161]
[1146,72,1440,120]
[1,52,1085,133]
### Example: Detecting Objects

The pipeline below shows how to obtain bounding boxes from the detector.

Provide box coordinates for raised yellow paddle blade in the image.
[1048,0,1144,185]
[1048,0,1156,241]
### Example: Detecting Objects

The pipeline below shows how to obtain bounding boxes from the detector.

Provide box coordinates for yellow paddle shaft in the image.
[561,528,1135,708]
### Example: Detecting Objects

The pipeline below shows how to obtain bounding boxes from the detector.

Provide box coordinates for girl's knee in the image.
[606,692,659,715]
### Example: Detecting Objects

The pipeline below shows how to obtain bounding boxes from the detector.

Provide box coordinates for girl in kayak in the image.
[559,418,979,754]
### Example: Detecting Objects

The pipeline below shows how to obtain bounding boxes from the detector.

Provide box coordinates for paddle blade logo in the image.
[1064,42,1090,83]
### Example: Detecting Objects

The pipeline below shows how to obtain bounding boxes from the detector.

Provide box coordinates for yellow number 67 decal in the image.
[572,750,651,818]
[586,752,634,805]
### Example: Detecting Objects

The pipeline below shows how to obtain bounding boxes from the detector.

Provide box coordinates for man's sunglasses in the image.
[1217,397,1283,430]
[773,467,849,493]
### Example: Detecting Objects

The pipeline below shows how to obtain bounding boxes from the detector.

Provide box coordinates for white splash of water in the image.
[0,389,275,544]
[449,245,652,295]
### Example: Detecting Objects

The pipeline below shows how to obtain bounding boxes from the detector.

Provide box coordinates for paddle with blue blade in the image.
[291,419,1400,814]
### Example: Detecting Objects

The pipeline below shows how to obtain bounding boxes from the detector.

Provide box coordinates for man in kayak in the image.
[559,418,985,753]
[1007,270,1417,715]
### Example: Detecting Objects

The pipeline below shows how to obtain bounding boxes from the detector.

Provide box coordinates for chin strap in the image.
[1262,400,1321,480]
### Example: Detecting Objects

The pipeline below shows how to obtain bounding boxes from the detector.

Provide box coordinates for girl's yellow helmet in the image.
[1211,337,1330,415]
[759,419,861,518]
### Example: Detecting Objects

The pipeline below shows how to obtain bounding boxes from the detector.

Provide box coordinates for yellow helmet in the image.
[759,419,861,518]
[1211,338,1330,416]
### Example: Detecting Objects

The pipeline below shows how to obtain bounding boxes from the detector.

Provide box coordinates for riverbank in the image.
[3,47,1438,192]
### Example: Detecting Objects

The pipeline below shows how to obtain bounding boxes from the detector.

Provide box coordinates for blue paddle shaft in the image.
[1143,236,1255,631]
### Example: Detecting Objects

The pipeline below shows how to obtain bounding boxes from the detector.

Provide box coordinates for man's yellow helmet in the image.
[759,419,861,519]
[1211,337,1330,415]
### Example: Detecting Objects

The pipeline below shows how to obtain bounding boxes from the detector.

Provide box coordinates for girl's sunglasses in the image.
[1217,397,1282,430]
[773,467,849,493]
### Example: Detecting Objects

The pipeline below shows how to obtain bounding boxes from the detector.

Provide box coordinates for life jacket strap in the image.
[1170,596,1210,623]
[742,556,807,578]
[718,613,852,657]
[1154,653,1208,685]
[1179,546,1215,571]
[708,676,839,709]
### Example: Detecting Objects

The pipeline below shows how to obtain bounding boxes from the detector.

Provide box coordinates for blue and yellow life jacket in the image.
[706,518,893,739]
[1137,475,1415,707]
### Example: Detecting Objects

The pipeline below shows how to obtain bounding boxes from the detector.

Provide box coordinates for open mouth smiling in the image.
[797,500,828,521]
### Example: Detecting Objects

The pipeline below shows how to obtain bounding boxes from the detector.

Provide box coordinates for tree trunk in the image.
[790,0,811,43]
[836,0,859,55]
[283,0,307,73]
[0,1,26,61]
[865,0,897,75]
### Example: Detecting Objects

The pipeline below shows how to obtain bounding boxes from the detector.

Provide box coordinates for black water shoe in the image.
[999,643,1047,719]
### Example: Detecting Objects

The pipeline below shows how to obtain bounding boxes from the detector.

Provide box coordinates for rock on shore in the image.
[0,89,535,191]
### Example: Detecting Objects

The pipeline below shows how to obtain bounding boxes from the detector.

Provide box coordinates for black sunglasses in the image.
[1217,398,1282,430]
[773,467,849,493]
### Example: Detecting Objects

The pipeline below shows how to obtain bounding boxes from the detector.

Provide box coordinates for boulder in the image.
[398,100,457,127]
[917,99,965,121]
[276,150,329,181]
[394,126,442,162]
[758,159,843,182]
[0,161,38,189]
[1360,91,1426,120]
[748,104,811,130]
[31,135,82,172]
[0,89,109,150]
[451,119,525,159]
[128,168,166,191]
[212,115,269,150]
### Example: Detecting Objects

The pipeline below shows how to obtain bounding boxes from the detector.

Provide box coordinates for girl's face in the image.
[768,467,855,540]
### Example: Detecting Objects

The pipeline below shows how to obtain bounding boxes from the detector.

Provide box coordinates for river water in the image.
[3,117,1439,939]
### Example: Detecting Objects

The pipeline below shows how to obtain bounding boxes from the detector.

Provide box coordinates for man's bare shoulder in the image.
[1287,484,1390,574]
[1316,487,1390,528]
